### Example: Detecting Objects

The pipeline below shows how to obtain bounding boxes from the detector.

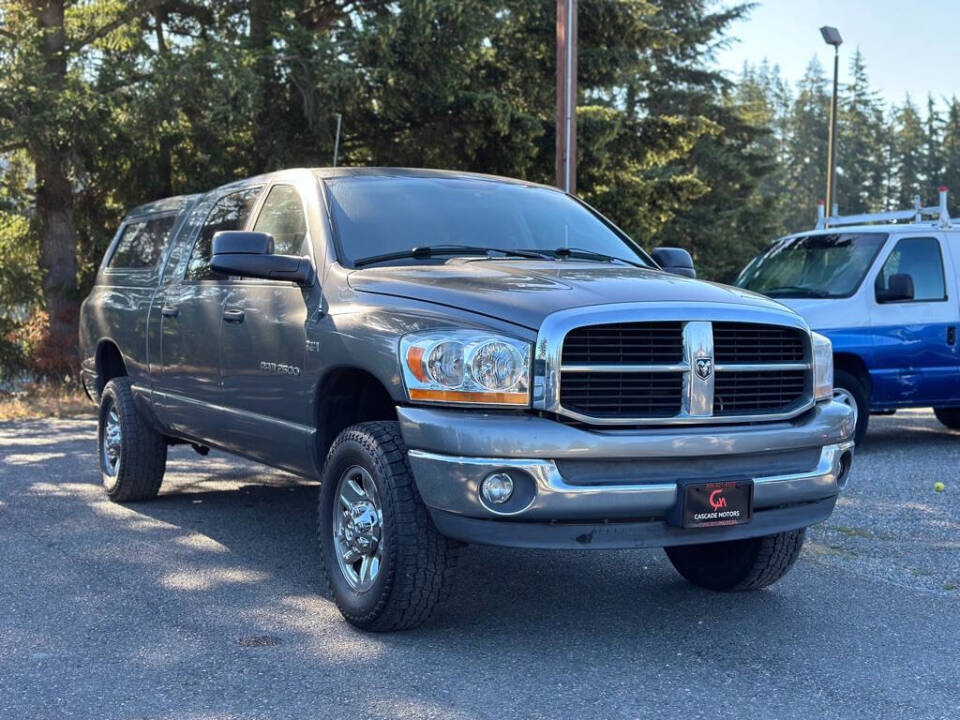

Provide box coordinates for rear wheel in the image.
[317,422,459,631]
[98,378,167,502]
[665,529,805,591]
[833,368,869,443]
[933,406,960,429]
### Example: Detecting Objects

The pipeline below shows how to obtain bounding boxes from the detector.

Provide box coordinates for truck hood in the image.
[347,260,790,329]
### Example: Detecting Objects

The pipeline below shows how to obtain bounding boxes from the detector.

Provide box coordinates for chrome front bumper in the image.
[408,440,853,520]
[398,399,855,548]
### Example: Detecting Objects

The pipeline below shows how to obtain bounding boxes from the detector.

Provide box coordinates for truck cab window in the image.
[875,236,945,302]
[185,186,262,281]
[108,215,176,269]
[252,184,308,255]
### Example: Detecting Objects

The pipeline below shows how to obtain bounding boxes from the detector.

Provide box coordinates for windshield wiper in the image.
[353,245,550,268]
[550,247,646,268]
[762,286,831,298]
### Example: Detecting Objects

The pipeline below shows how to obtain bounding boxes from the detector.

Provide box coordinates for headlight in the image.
[812,332,833,401]
[400,331,531,406]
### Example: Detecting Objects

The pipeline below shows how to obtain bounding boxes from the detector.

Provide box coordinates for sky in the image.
[714,0,960,107]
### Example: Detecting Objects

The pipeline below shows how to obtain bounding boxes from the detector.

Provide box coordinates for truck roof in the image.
[125,193,202,220]
[311,166,559,191]
[122,168,560,221]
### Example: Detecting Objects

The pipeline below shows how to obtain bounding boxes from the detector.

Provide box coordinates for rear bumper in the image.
[398,399,855,549]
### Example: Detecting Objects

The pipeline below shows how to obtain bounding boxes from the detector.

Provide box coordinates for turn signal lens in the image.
[406,346,426,382]
[400,331,531,407]
[812,332,834,401]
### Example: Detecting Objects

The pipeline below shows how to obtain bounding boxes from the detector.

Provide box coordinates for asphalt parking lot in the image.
[1,409,958,720]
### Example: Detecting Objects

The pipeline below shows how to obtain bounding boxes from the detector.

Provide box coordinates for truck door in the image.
[218,182,319,475]
[154,186,263,444]
[868,233,960,405]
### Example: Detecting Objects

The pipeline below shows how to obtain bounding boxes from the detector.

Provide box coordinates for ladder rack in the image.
[815,187,952,230]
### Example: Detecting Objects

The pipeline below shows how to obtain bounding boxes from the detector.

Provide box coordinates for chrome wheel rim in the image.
[834,387,859,427]
[101,403,122,482]
[332,465,384,592]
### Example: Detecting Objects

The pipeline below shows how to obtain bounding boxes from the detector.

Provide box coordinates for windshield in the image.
[324,175,652,267]
[736,233,887,298]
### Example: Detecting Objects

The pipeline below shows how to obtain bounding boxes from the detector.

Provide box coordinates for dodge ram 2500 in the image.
[80,168,855,631]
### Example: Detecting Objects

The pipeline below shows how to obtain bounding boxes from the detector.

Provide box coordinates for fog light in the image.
[481,472,514,505]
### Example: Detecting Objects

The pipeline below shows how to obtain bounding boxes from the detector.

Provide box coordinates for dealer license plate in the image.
[682,480,753,529]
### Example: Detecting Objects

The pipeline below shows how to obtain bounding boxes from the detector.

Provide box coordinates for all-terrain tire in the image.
[97,378,167,502]
[933,406,960,429]
[834,368,869,444]
[664,529,806,591]
[317,421,459,631]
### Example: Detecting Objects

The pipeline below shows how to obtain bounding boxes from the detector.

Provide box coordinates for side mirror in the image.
[876,272,915,303]
[651,247,696,279]
[211,231,314,285]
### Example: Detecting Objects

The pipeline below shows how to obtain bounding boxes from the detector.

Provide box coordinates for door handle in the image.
[223,308,245,323]
[161,306,179,318]
[949,326,956,346]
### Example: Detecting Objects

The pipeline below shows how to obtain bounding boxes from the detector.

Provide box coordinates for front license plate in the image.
[683,481,753,529]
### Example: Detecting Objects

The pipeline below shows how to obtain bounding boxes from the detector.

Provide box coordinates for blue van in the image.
[736,191,959,441]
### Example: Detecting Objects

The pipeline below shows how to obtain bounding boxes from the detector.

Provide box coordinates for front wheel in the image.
[317,422,459,631]
[665,529,805,591]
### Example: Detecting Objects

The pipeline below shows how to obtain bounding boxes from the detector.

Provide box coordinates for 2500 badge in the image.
[259,361,301,377]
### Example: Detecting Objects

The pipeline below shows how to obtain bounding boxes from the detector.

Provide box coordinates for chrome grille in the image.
[714,370,808,415]
[560,371,682,417]
[562,322,683,364]
[714,322,805,363]
[553,317,812,424]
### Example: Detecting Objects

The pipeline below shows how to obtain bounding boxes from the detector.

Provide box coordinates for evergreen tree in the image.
[894,96,926,207]
[942,98,960,214]
[638,1,780,281]
[837,49,885,215]
[782,57,829,232]
[922,94,944,199]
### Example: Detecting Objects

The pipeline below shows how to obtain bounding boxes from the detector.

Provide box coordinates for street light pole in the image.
[821,26,843,216]
[556,0,577,193]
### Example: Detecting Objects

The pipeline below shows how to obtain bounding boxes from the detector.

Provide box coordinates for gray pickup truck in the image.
[80,168,855,630]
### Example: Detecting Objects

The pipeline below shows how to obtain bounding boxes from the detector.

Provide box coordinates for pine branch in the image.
[68,0,160,52]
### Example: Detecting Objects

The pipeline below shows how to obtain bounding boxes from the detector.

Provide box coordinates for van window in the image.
[185,186,262,281]
[252,185,308,255]
[875,236,946,302]
[108,214,176,269]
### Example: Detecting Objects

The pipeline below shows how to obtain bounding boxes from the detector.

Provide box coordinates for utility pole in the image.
[821,26,843,215]
[333,113,342,168]
[556,0,577,193]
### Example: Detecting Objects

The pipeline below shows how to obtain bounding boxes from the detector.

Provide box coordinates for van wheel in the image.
[834,369,868,443]
[98,378,167,502]
[665,529,805,591]
[933,407,960,429]
[317,422,459,631]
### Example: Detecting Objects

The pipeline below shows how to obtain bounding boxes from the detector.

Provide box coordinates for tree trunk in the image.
[35,0,79,361]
